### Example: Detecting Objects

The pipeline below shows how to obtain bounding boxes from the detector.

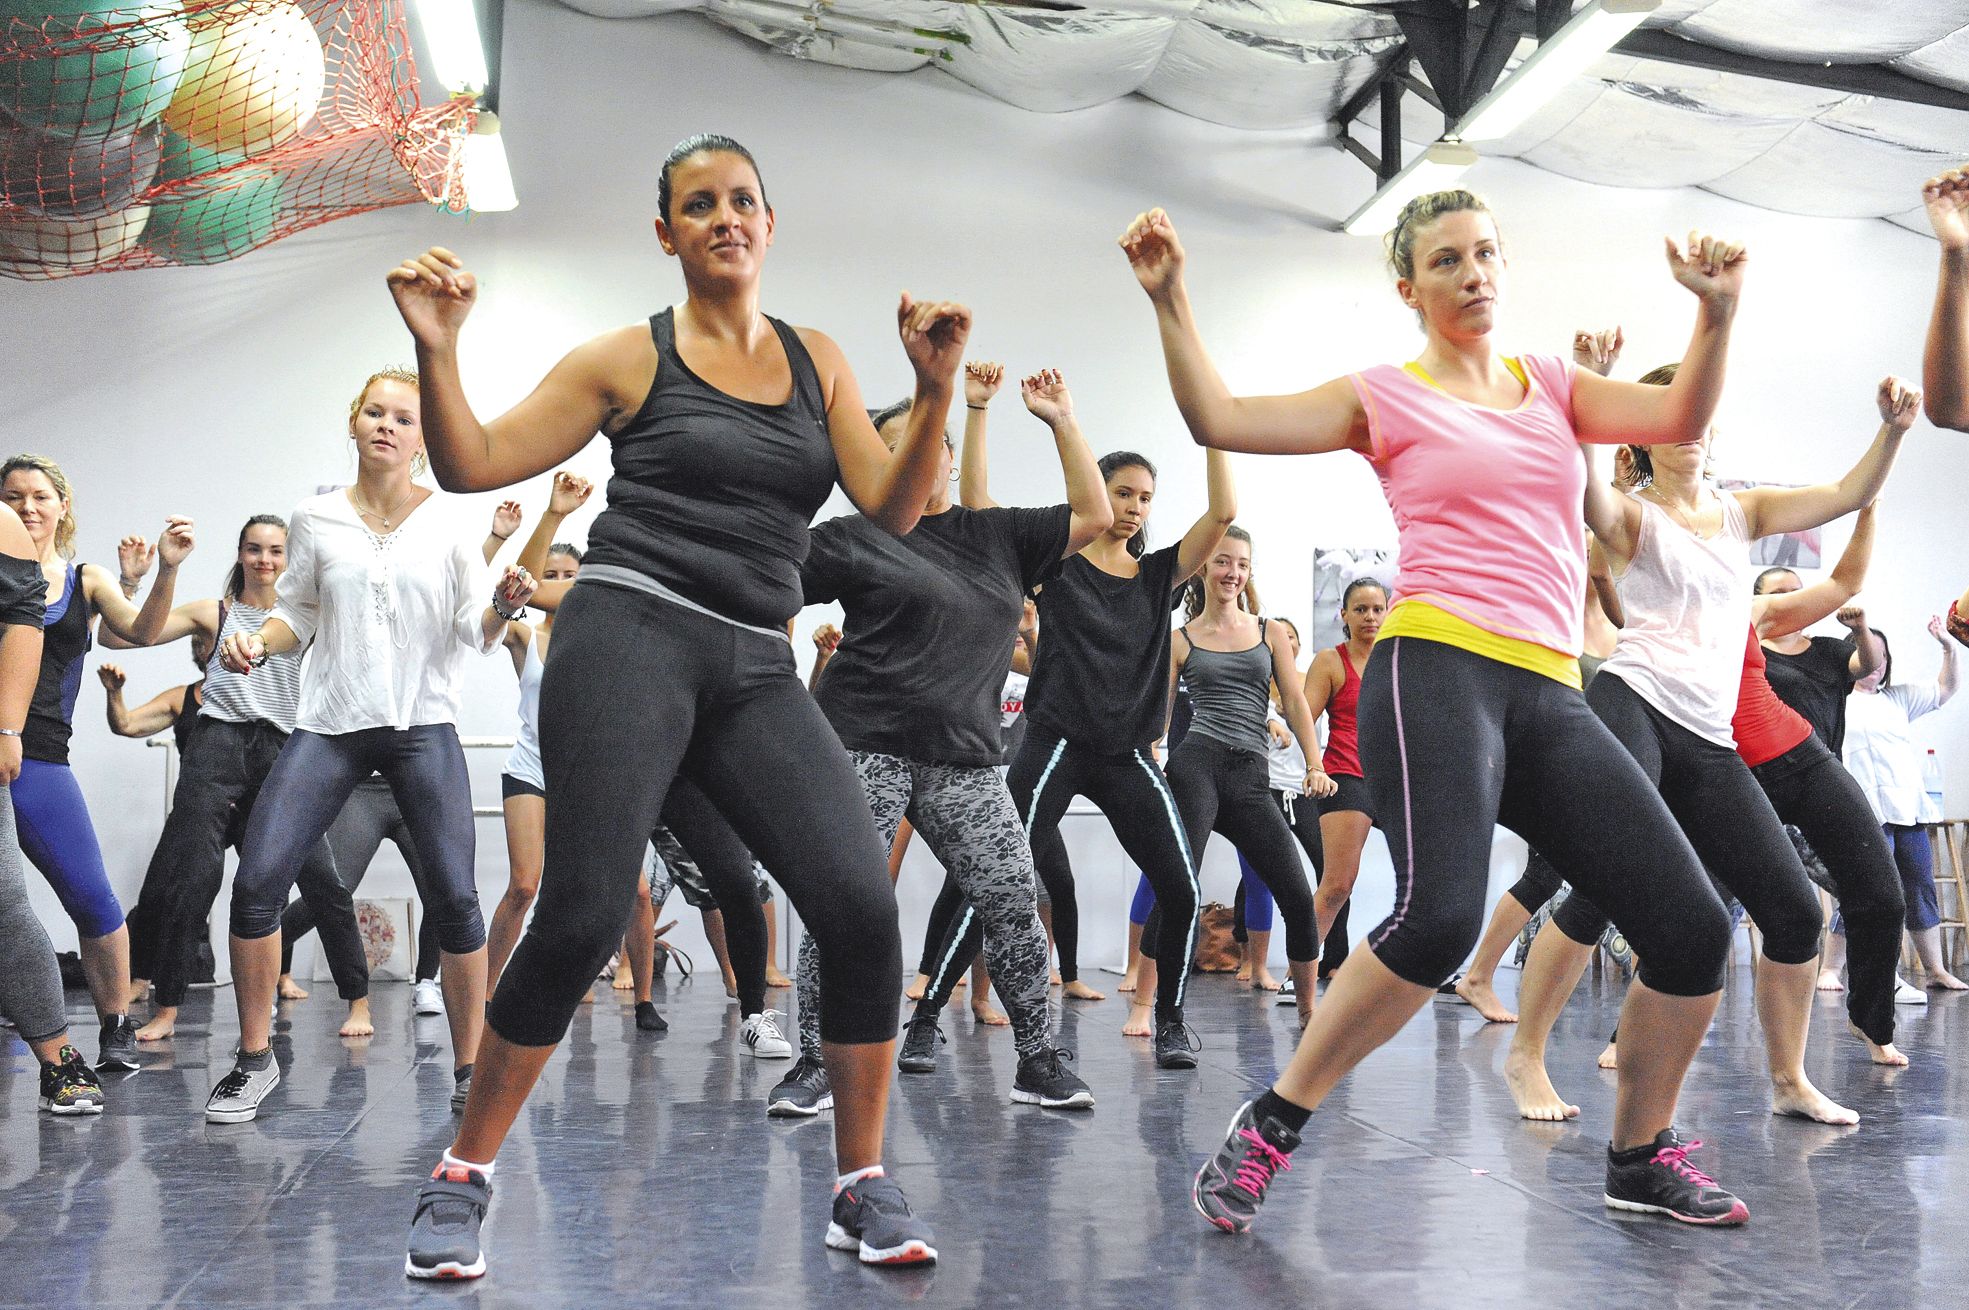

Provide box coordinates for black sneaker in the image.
[826,1172,937,1265]
[1154,1019,1200,1070]
[404,1162,492,1280]
[97,1015,139,1071]
[896,1012,945,1074]
[39,1045,105,1116]
[766,1055,833,1118]
[635,1001,669,1032]
[1604,1131,1748,1226]
[450,1064,473,1116]
[1192,1098,1300,1234]
[1011,1048,1094,1110]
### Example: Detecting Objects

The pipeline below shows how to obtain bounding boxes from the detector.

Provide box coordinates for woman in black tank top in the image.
[387,134,966,1275]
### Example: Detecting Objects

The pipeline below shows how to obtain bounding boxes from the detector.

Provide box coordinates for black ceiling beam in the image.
[483,0,505,113]
[1612,29,1969,113]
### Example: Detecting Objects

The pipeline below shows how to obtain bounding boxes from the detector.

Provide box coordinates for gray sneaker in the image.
[766,1055,833,1118]
[826,1173,937,1265]
[450,1064,473,1115]
[404,1162,491,1280]
[205,1056,280,1123]
[97,1015,140,1072]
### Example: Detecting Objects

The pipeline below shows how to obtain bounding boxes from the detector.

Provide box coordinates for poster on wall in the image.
[1310,546,1397,652]
[1715,478,1823,569]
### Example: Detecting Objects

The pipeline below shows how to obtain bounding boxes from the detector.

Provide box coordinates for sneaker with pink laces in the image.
[1192,1099,1300,1234]
[1604,1130,1748,1225]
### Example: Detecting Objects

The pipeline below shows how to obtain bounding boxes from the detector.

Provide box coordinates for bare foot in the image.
[1816,969,1846,992]
[1252,971,1282,993]
[612,967,635,992]
[1504,1048,1580,1121]
[135,1008,178,1042]
[339,1001,374,1038]
[766,968,793,989]
[1455,974,1518,1023]
[905,972,930,1002]
[1049,970,1063,987]
[1063,980,1105,1001]
[127,980,150,1009]
[1771,1075,1859,1125]
[1117,971,1138,994]
[1927,970,1969,991]
[578,986,595,1005]
[1847,1020,1911,1068]
[971,1002,1010,1027]
[1121,1003,1153,1038]
[277,975,310,1001]
[1597,1042,1618,1070]
[1235,964,1253,984]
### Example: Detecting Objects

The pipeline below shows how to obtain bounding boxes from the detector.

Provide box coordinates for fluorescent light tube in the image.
[415,0,489,95]
[464,112,517,212]
[1456,0,1661,142]
[1341,139,1478,236]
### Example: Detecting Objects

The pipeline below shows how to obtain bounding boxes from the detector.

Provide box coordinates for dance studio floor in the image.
[6,946,1969,1309]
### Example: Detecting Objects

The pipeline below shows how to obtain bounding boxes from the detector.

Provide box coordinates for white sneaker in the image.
[1894,976,1929,1006]
[740,1010,793,1059]
[414,979,446,1015]
[206,1056,281,1123]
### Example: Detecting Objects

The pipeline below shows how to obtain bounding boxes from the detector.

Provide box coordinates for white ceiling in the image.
[549,0,1969,235]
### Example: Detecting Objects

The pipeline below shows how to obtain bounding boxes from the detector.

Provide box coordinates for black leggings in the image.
[1752,738,1906,1047]
[1156,734,1317,962]
[656,776,769,1017]
[1358,639,1730,997]
[488,583,899,1048]
[1007,730,1198,1019]
[1509,847,1565,915]
[280,777,445,999]
[1548,674,1824,974]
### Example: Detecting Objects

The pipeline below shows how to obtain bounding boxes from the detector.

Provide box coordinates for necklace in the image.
[1642,484,1706,535]
[351,485,416,530]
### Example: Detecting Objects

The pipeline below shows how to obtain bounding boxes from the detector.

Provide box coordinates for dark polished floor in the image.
[5,945,1968,1309]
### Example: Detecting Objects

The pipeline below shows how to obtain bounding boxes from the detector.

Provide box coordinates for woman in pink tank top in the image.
[1125,190,1757,1231]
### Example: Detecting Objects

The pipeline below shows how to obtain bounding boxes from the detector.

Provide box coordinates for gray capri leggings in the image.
[799,750,1052,1062]
[0,786,68,1046]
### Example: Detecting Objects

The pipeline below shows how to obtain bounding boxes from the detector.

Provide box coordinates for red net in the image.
[0,0,475,278]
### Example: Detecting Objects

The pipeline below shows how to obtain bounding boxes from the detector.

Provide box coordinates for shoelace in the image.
[1030,1048,1076,1079]
[1160,1022,1202,1053]
[793,1059,828,1089]
[1231,1127,1292,1198]
[749,1011,786,1039]
[212,1067,257,1099]
[1651,1140,1717,1188]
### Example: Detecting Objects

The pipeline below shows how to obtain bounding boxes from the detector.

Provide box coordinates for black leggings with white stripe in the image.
[1007,730,1198,1021]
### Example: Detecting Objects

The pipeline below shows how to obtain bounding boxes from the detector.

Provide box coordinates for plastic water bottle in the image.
[1924,749,1946,821]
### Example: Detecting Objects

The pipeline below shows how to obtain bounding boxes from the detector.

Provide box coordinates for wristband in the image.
[0,728,19,738]
[966,404,988,411]
[492,598,521,622]
[491,531,513,541]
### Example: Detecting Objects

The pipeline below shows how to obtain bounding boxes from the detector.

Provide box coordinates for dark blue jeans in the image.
[230,725,484,954]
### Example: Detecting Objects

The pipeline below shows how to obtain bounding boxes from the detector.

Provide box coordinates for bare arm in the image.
[1587,534,1625,630]
[1120,210,1370,456]
[1174,449,1237,583]
[98,665,184,739]
[1162,633,1187,743]
[808,296,969,534]
[1753,503,1876,640]
[1932,614,1959,702]
[1839,606,1884,680]
[1018,370,1115,556]
[1922,168,1969,429]
[89,516,196,645]
[1270,624,1320,766]
[808,624,840,694]
[959,362,1004,510]
[1570,233,1746,445]
[0,507,40,781]
[483,499,522,565]
[1580,444,1642,565]
[1736,380,1915,539]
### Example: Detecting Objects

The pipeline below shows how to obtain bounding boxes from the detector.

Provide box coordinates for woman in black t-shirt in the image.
[1004,434,1234,1067]
[1753,576,1884,752]
[388,134,966,1275]
[793,369,1110,1110]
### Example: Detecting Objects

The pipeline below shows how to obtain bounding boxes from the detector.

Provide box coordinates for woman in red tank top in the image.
[1301,578,1386,981]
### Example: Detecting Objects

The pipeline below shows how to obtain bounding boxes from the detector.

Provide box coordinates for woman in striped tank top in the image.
[1125,192,1755,1230]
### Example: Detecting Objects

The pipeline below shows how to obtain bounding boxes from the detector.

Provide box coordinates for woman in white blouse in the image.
[1825,616,1963,991]
[203,368,537,1125]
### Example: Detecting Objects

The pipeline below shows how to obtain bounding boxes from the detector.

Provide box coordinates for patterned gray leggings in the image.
[798,751,1052,1062]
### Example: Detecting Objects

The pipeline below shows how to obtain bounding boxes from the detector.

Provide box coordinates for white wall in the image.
[6,2,1964,979]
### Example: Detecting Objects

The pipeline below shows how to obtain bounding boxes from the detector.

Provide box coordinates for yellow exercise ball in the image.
[0,203,150,276]
[160,1,323,157]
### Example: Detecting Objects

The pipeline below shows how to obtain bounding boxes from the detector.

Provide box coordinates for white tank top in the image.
[503,633,545,788]
[1599,491,1752,747]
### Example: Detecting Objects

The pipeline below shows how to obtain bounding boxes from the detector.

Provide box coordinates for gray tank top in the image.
[1179,619,1273,754]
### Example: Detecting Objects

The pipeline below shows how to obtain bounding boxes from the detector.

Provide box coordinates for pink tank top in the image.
[1348,355,1585,656]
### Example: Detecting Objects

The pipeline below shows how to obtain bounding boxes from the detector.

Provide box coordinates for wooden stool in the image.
[1920,820,1969,974]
